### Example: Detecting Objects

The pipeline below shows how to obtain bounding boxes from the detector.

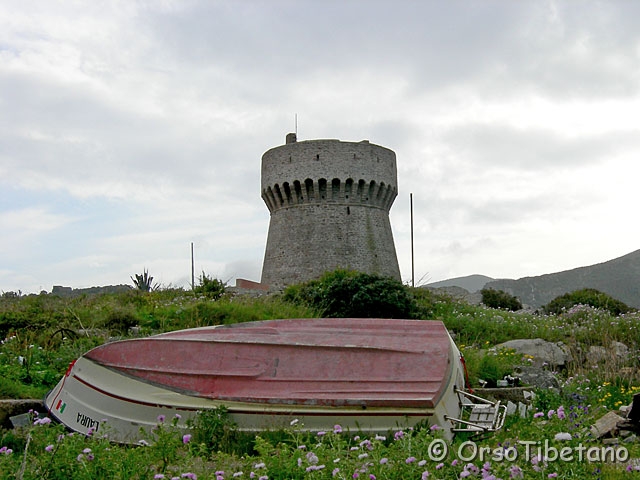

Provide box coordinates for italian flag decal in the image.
[55,399,66,413]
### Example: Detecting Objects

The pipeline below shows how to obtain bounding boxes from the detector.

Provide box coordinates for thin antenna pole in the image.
[191,242,195,290]
[410,193,415,287]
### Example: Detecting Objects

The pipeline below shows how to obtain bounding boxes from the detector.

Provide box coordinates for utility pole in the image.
[410,193,415,287]
[191,242,195,290]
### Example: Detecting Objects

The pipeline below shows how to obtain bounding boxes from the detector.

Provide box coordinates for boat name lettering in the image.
[76,412,100,431]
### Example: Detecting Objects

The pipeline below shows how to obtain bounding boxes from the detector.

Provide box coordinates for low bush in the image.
[480,288,522,311]
[282,269,428,319]
[542,288,633,316]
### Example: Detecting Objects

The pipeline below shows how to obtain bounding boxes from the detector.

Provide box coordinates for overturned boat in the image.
[44,318,505,443]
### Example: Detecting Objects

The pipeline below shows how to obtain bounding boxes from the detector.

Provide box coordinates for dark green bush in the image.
[193,271,226,300]
[542,288,632,316]
[282,269,427,319]
[101,308,138,334]
[480,288,523,311]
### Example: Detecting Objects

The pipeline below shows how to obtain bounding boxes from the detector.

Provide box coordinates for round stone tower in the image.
[260,134,401,289]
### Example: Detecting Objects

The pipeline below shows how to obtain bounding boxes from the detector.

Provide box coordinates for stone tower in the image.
[260,134,401,289]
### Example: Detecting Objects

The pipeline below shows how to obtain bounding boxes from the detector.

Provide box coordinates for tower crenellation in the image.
[260,135,401,289]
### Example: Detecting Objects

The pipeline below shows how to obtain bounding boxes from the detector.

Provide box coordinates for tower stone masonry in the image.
[260,134,401,289]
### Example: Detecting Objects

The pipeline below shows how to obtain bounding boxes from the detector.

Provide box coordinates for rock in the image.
[0,399,42,429]
[587,346,608,364]
[513,365,561,390]
[496,338,571,368]
[612,341,630,360]
[591,411,625,439]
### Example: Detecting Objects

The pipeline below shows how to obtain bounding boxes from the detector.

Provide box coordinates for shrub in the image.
[282,269,427,318]
[480,288,522,311]
[193,271,226,300]
[542,288,633,316]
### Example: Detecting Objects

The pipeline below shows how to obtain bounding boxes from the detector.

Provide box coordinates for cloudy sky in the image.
[2,0,640,294]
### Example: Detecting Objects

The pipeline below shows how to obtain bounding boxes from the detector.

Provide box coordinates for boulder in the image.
[496,338,571,368]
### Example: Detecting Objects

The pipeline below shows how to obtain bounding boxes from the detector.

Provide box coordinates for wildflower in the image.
[374,434,386,441]
[181,474,197,479]
[358,453,369,459]
[394,430,405,440]
[254,462,266,469]
[533,412,544,418]
[509,465,523,478]
[45,445,54,452]
[547,409,555,419]
[557,405,566,420]
[298,445,307,450]
[157,414,166,423]
[379,458,388,465]
[233,473,243,478]
[175,413,182,419]
[258,477,267,480]
[317,431,326,437]
[154,475,165,479]
[332,468,340,476]
[306,465,326,472]
[421,472,430,480]
[452,459,458,466]
[436,463,444,469]
[333,424,343,434]
[369,475,376,480]
[307,452,319,464]
[183,434,192,444]
[554,432,572,441]
[548,474,557,478]
[460,471,471,478]
[359,439,373,450]
[418,460,427,466]
[34,417,52,426]
[430,424,440,431]
[406,456,416,464]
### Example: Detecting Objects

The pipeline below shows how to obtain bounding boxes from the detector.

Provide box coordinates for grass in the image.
[1,287,639,478]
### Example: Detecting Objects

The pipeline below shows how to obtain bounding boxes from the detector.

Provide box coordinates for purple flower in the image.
[533,412,544,418]
[509,465,523,478]
[379,458,388,465]
[430,424,440,431]
[406,456,416,464]
[547,409,555,419]
[157,414,166,423]
[548,474,558,478]
[183,434,192,444]
[421,472,430,480]
[460,471,471,478]
[154,475,165,479]
[317,431,326,437]
[436,463,444,469]
[394,430,405,440]
[45,445,54,452]
[418,459,427,466]
[557,406,566,419]
[333,424,343,434]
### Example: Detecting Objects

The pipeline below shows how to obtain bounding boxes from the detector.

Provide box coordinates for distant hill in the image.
[425,274,494,293]
[485,249,640,309]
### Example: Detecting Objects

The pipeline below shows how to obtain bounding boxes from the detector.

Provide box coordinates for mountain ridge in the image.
[425,249,640,309]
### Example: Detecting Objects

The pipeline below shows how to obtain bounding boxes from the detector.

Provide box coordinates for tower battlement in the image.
[260,136,401,289]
